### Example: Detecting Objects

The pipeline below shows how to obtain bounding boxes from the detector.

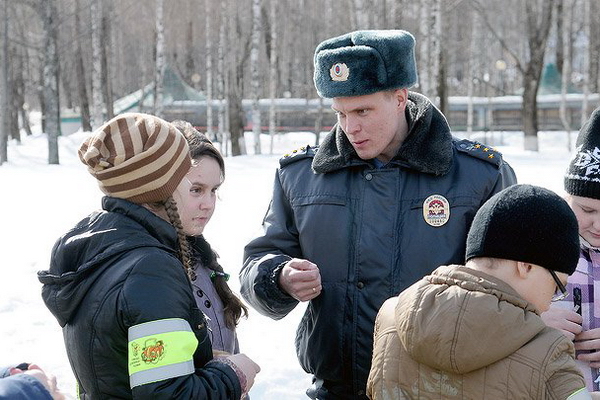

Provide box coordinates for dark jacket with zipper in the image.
[38,197,241,400]
[240,92,517,400]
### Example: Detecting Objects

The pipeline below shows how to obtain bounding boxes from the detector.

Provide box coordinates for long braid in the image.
[162,196,195,281]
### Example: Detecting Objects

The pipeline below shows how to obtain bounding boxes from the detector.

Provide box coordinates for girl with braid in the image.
[171,120,248,356]
[38,113,259,400]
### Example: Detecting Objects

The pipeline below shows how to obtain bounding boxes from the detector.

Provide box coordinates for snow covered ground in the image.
[0,127,577,399]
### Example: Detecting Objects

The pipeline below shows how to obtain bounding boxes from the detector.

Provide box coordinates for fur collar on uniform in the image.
[312,92,453,175]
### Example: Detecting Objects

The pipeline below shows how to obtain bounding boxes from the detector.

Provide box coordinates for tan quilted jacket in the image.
[367,265,586,400]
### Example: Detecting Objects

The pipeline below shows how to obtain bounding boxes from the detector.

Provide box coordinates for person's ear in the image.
[515,261,533,280]
[394,88,408,109]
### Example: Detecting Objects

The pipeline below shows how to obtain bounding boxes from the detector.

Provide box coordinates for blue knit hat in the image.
[313,30,418,98]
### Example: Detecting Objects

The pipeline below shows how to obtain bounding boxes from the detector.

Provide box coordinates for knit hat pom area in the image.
[465,184,580,275]
[78,113,191,204]
[313,30,418,98]
[565,106,600,200]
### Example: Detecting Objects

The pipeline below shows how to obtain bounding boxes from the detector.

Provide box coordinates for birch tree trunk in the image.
[38,58,45,133]
[268,0,278,154]
[559,0,573,149]
[11,53,22,141]
[42,0,61,164]
[91,0,103,128]
[581,0,591,125]
[389,0,398,28]
[522,0,554,151]
[591,1,600,94]
[14,47,32,138]
[101,3,114,120]
[205,0,214,140]
[434,0,447,114]
[467,9,479,136]
[217,0,228,155]
[353,0,368,29]
[185,21,196,88]
[74,0,92,132]
[154,0,165,118]
[418,0,434,98]
[555,0,564,74]
[315,0,334,147]
[0,0,8,164]
[228,3,249,156]
[250,0,262,155]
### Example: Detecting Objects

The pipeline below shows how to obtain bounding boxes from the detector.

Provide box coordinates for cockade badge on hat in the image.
[330,63,349,81]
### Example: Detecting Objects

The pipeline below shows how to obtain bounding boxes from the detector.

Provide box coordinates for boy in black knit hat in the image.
[368,184,598,399]
[543,106,600,392]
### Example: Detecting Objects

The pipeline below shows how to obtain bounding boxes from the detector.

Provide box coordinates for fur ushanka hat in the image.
[313,30,418,98]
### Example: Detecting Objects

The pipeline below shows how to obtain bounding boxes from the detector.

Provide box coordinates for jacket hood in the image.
[312,91,453,174]
[395,265,546,374]
[38,197,179,327]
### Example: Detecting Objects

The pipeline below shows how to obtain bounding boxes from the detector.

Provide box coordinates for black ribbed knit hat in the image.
[465,184,579,275]
[565,107,600,200]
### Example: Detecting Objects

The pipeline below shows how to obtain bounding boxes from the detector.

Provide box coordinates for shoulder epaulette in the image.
[454,138,503,167]
[279,145,317,167]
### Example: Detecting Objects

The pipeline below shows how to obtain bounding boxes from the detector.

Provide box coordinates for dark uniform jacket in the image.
[38,197,241,400]
[240,92,517,400]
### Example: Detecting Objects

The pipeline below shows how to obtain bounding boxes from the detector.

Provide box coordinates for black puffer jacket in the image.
[240,92,517,399]
[38,197,241,400]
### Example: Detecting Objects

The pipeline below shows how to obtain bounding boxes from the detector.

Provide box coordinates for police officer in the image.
[240,30,517,400]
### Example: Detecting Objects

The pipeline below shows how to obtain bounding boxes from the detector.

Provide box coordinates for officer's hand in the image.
[279,258,322,301]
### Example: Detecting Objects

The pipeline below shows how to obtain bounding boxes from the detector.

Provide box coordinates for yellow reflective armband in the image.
[128,318,198,388]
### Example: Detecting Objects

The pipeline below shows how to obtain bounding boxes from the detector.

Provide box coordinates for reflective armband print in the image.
[567,388,592,400]
[128,318,199,388]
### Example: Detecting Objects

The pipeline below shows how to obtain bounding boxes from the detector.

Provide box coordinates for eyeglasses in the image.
[548,269,569,302]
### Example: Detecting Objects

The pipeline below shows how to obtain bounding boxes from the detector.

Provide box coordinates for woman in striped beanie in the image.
[38,113,259,400]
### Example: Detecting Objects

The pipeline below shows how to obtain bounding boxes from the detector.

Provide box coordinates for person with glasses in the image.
[367,184,599,399]
[543,107,600,392]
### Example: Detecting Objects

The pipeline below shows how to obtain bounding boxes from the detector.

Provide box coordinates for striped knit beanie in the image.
[565,106,600,200]
[79,113,191,204]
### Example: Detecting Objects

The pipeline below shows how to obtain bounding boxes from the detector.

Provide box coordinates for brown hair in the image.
[171,120,248,329]
[148,197,196,281]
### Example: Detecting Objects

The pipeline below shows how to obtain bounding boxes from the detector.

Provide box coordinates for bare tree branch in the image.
[469,0,524,74]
